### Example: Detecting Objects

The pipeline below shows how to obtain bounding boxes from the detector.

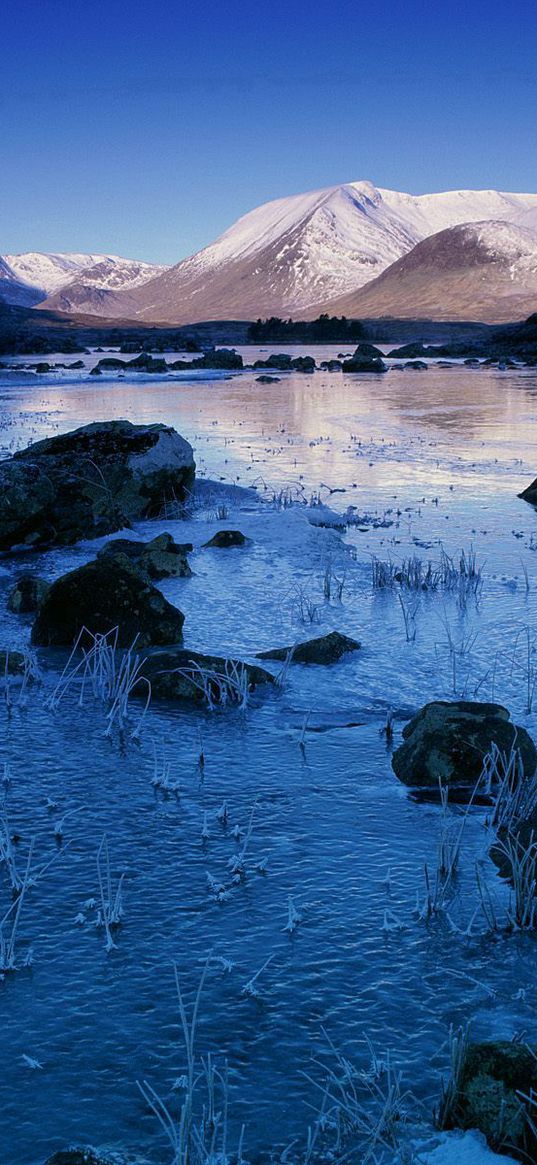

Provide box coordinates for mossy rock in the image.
[31,559,184,649]
[97,532,192,580]
[392,701,537,800]
[0,421,195,550]
[447,1040,537,1160]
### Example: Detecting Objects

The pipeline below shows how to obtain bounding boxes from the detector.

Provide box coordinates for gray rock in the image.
[31,559,185,648]
[0,421,195,550]
[392,700,537,799]
[257,631,361,665]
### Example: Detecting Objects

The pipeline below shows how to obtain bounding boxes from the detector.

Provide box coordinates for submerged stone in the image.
[391,700,537,799]
[0,649,31,676]
[0,420,195,550]
[7,573,50,613]
[257,631,361,665]
[31,559,185,648]
[202,529,248,548]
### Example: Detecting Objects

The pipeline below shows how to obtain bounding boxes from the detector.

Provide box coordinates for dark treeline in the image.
[248,314,367,343]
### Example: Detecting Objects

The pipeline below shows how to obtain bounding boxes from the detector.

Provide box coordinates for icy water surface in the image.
[1,350,537,1165]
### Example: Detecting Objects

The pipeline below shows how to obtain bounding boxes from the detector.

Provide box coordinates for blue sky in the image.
[2,0,537,263]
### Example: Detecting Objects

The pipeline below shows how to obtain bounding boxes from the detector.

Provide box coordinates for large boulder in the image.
[31,559,185,648]
[444,1040,537,1160]
[7,573,50,613]
[97,532,192,580]
[343,344,387,373]
[0,421,195,550]
[141,648,273,703]
[392,701,537,799]
[257,631,361,665]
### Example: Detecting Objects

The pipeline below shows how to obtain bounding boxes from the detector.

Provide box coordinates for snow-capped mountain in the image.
[0,257,45,307]
[86,180,537,324]
[0,252,166,311]
[320,220,537,323]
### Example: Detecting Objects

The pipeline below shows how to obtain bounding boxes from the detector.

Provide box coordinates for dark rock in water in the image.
[0,421,195,550]
[518,475,537,507]
[97,532,192,580]
[202,530,248,548]
[141,648,273,703]
[291,356,316,372]
[196,348,243,370]
[7,573,50,613]
[127,353,168,373]
[252,354,293,371]
[319,359,343,371]
[255,374,281,383]
[404,360,428,370]
[392,700,537,799]
[343,344,387,373]
[257,631,361,665]
[89,365,102,375]
[387,342,429,358]
[443,1040,537,1159]
[31,559,185,648]
[44,1150,119,1165]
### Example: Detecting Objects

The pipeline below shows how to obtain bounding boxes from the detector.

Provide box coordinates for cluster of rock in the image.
[90,348,244,375]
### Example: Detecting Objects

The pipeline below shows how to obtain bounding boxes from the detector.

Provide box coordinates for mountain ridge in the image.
[59,180,537,324]
[319,219,537,323]
[0,251,167,309]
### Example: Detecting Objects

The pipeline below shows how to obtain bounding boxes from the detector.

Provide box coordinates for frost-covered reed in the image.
[176,659,251,710]
[47,627,151,738]
[96,835,125,952]
[0,841,34,973]
[371,546,483,602]
[138,963,246,1165]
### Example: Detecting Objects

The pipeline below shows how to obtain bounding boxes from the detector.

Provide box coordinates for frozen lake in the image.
[0,348,537,1165]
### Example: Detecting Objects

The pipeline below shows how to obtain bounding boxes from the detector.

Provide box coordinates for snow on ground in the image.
[413,1129,518,1165]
